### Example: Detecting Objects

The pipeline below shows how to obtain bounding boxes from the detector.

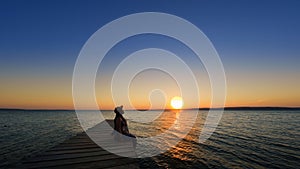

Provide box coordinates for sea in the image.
[0,109,299,168]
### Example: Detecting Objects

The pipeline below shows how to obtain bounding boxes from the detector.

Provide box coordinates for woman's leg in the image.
[124,133,137,148]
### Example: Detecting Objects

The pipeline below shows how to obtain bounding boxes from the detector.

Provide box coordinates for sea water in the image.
[0,110,299,168]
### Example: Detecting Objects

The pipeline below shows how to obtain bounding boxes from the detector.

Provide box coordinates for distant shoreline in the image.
[1,106,300,111]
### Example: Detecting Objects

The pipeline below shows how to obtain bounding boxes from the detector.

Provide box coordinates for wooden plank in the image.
[42,147,106,156]
[25,149,136,163]
[42,146,135,157]
[49,143,134,152]
[33,157,139,169]
[25,151,113,163]
[23,154,134,168]
[48,144,100,151]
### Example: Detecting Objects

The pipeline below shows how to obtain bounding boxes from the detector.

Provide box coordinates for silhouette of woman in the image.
[113,106,136,147]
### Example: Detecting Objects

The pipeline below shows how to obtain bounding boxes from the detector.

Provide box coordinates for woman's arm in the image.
[122,118,130,134]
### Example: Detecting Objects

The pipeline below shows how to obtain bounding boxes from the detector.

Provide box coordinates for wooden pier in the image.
[21,120,139,169]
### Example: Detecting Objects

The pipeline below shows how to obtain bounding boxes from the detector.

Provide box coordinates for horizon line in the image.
[1,106,300,111]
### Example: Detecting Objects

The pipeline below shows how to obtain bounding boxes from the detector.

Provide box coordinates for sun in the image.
[171,96,184,109]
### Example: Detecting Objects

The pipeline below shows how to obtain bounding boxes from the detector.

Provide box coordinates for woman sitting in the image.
[113,105,136,147]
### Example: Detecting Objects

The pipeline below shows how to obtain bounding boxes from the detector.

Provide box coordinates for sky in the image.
[0,0,299,109]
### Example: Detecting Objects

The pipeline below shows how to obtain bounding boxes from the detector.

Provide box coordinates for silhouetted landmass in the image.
[136,107,300,111]
[0,108,74,111]
[198,107,300,111]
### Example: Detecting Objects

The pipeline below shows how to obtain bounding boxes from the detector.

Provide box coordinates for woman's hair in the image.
[114,107,126,121]
[114,108,120,115]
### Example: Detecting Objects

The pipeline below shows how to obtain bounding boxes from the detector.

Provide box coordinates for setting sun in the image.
[171,96,184,109]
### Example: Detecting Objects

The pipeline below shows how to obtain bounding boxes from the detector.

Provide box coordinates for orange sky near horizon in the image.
[0,68,299,110]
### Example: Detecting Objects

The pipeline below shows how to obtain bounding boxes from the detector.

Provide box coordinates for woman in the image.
[113,106,136,147]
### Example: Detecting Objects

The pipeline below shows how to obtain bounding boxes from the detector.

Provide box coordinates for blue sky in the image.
[0,0,299,108]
